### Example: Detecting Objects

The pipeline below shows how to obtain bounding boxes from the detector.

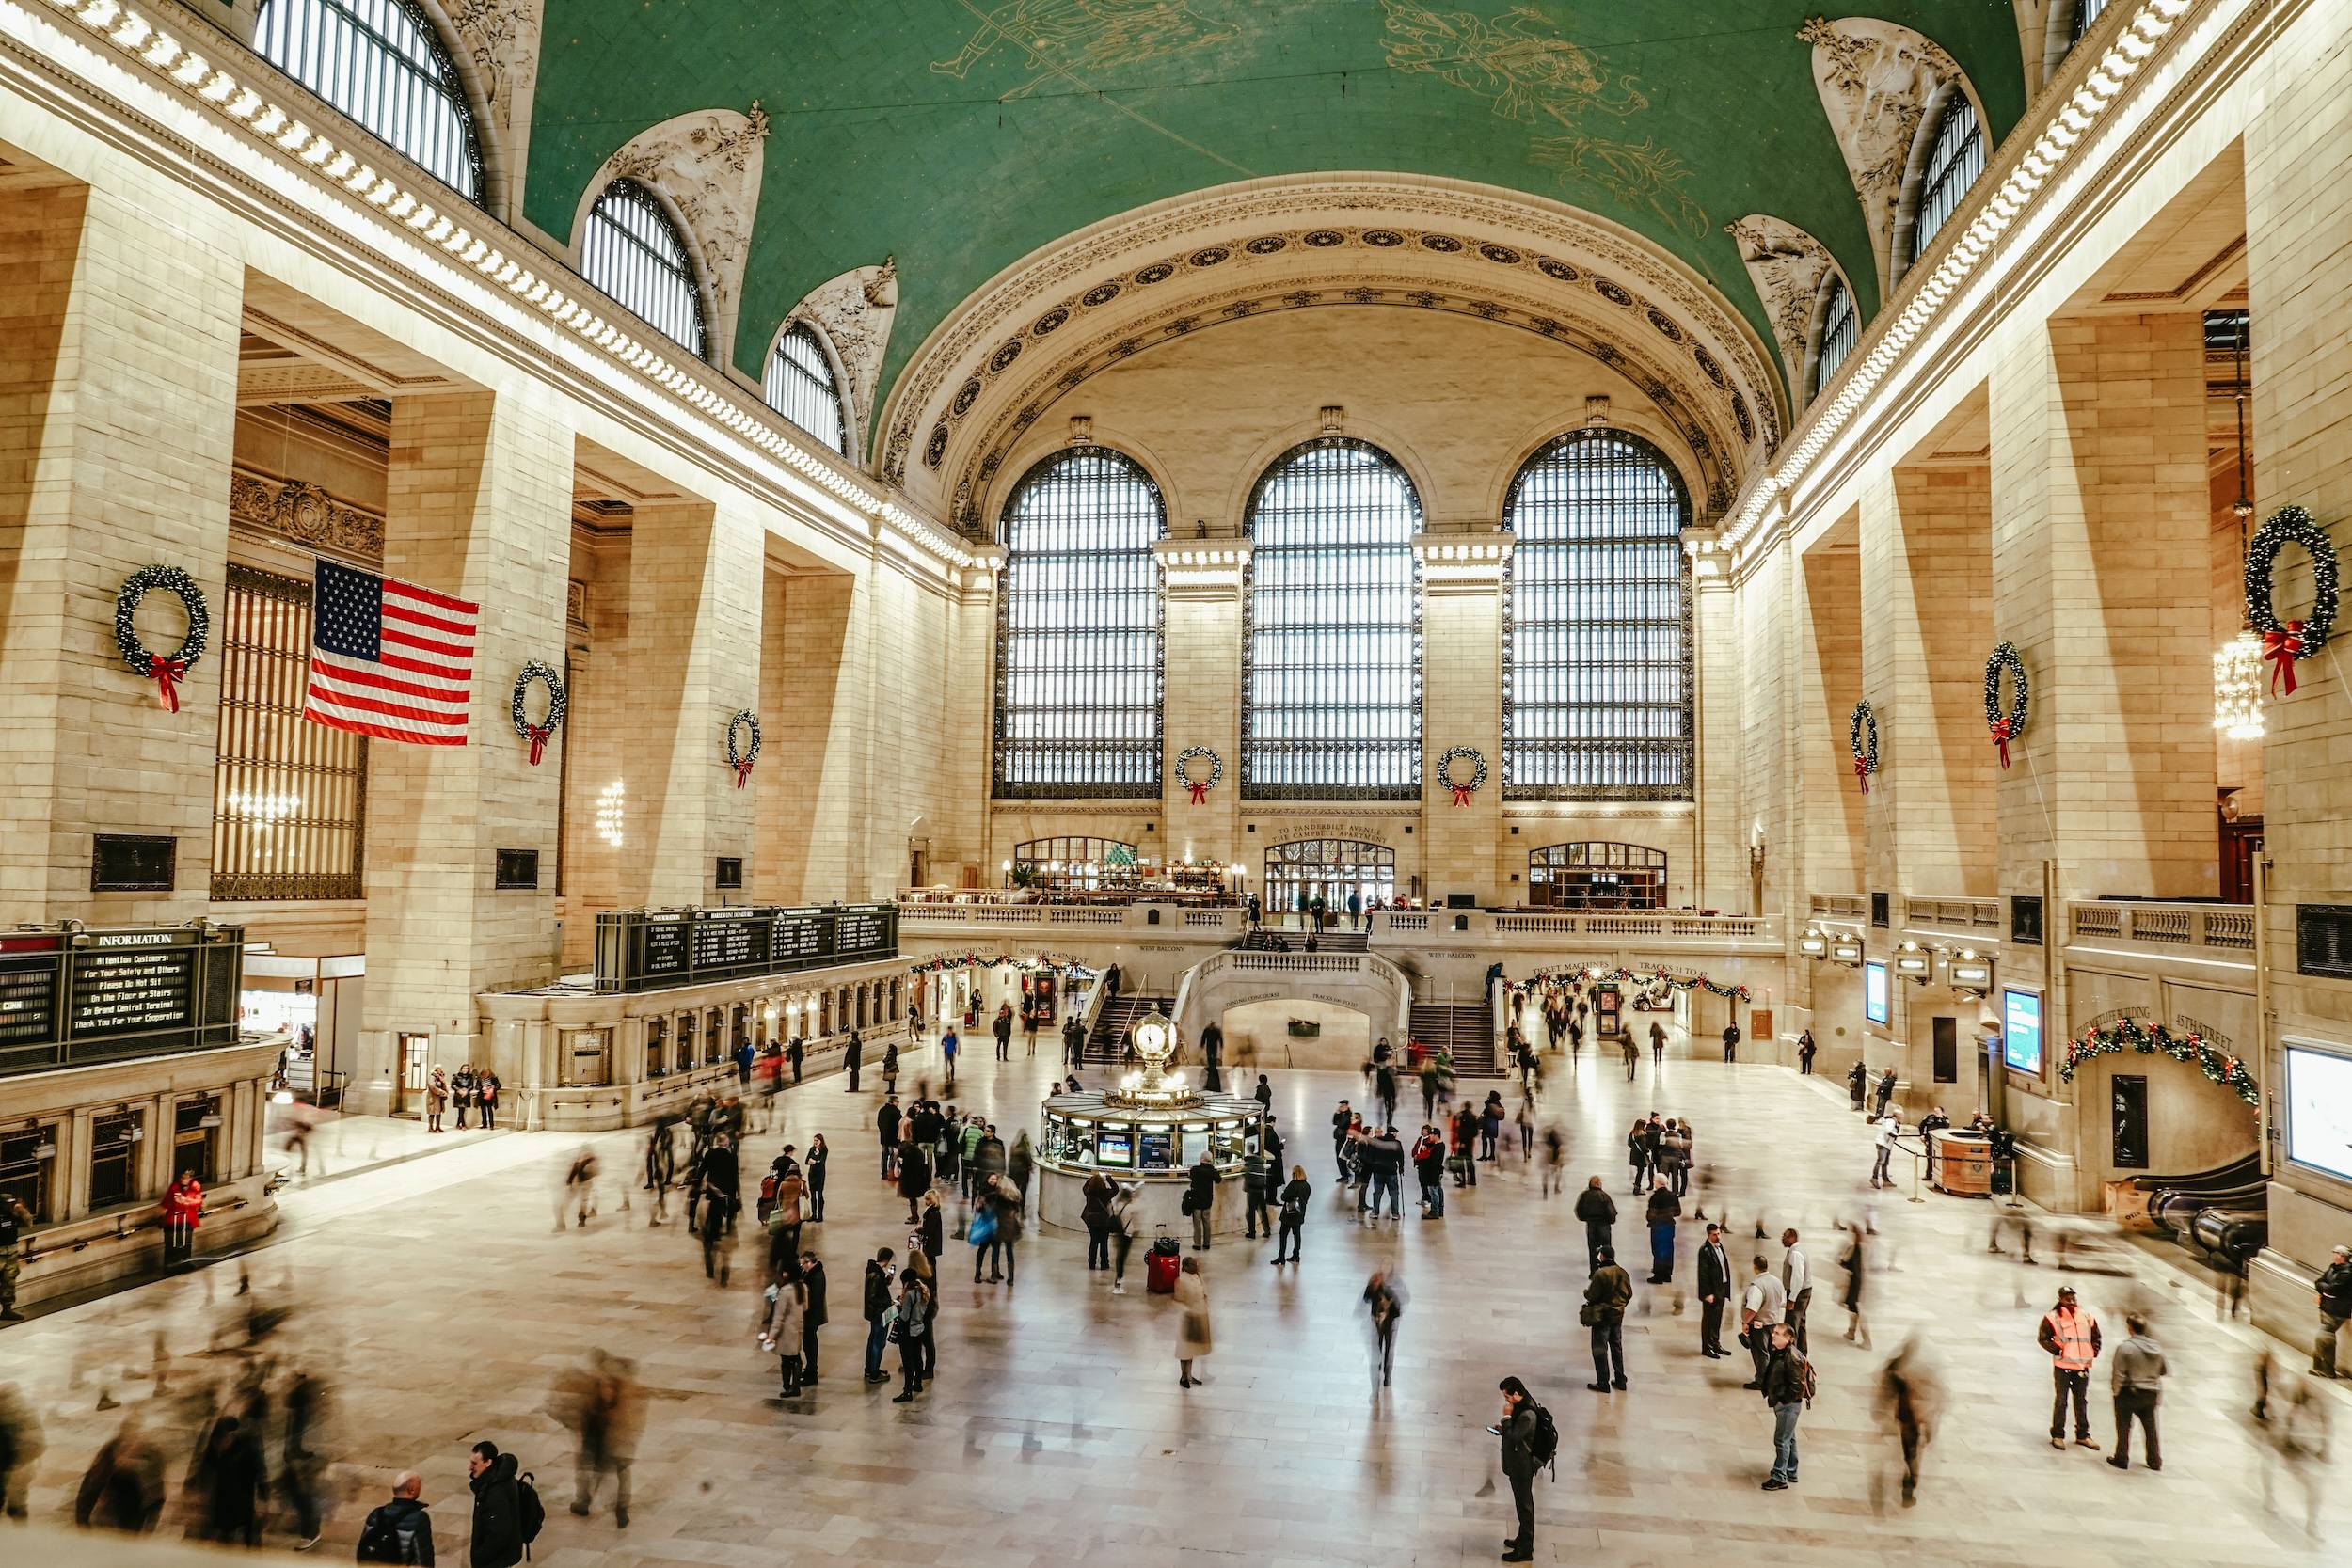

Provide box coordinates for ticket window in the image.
[563,1032,609,1088]
[88,1111,144,1211]
[645,1018,670,1078]
[173,1096,220,1184]
[0,1125,56,1224]
[705,1009,723,1065]
[675,1012,697,1069]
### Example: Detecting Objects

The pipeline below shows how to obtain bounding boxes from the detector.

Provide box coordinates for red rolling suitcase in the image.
[1146,1226,1182,1293]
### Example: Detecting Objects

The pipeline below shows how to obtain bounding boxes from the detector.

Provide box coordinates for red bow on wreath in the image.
[1989,718,2013,769]
[2264,621,2305,696]
[1186,778,1211,805]
[524,724,553,766]
[734,758,755,790]
[1853,756,1871,794]
[1450,783,1475,806]
[150,656,186,714]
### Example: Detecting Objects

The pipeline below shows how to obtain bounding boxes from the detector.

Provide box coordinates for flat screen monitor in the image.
[1093,1129,1134,1168]
[1865,961,1889,1025]
[1139,1130,1174,1169]
[2286,1046,2352,1180]
[2003,989,2042,1073]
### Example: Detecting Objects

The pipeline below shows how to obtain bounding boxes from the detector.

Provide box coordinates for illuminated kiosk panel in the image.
[1034,1008,1264,1237]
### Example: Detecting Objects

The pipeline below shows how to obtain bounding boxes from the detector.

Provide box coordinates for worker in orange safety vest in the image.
[2037,1285,2103,1449]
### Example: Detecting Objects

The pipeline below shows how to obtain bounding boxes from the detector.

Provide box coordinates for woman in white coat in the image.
[1174,1256,1213,1388]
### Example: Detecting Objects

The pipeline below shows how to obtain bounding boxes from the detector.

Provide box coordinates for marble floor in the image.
[3,1033,2344,1567]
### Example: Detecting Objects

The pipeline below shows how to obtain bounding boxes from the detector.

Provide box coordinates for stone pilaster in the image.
[356,390,573,1107]
[0,182,241,923]
[1416,535,1507,905]
[1155,542,1248,874]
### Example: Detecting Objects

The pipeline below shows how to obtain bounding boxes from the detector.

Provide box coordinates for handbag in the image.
[1578,1303,1597,1327]
[968,1206,997,1247]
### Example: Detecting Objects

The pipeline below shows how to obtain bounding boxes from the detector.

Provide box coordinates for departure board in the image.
[642,921,688,975]
[595,904,897,992]
[691,913,769,971]
[772,910,827,964]
[70,943,195,1037]
[835,907,891,959]
[0,955,59,1045]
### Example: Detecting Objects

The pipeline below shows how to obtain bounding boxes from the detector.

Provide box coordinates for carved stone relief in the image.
[229,467,385,562]
[791,259,898,461]
[592,106,770,360]
[443,0,542,138]
[1724,214,1843,402]
[1799,16,1968,293]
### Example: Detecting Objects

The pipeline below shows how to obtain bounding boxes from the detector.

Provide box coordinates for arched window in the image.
[1811,275,1858,400]
[1244,440,1422,799]
[1909,93,1984,263]
[993,449,1165,797]
[580,180,707,357]
[1502,431,1692,799]
[254,0,483,202]
[767,322,850,456]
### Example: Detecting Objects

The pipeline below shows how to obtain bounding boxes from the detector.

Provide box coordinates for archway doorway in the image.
[1526,842,1667,910]
[1217,997,1371,1072]
[1263,838,1394,923]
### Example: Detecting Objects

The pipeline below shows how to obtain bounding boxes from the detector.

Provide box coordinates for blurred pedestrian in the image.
[74,1409,164,1533]
[554,1351,642,1526]
[1875,1337,1937,1509]
[162,1170,203,1270]
[355,1472,433,1563]
[1363,1269,1406,1390]
[1175,1257,1213,1388]
[0,1381,41,1522]
[1110,1178,1144,1291]
[2107,1313,2166,1470]
[465,1441,524,1568]
[187,1412,265,1544]
[2255,1354,2330,1534]
[561,1148,599,1232]
[1839,1226,1870,1348]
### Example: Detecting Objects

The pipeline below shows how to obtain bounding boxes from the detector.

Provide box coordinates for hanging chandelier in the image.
[2214,311,2264,740]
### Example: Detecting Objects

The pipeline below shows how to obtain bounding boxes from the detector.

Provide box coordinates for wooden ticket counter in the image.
[1929,1130,1994,1196]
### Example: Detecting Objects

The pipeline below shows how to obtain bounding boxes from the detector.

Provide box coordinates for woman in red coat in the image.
[162,1172,203,1269]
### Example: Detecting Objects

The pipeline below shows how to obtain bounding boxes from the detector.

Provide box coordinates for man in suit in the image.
[1696,1222,1734,1357]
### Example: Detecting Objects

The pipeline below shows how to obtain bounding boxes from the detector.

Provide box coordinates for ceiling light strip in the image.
[1721,0,2194,562]
[26,0,975,572]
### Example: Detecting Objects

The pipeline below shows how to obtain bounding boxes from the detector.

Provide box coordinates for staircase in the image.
[1238,927,1369,953]
[1086,992,1177,1065]
[1411,1004,1502,1077]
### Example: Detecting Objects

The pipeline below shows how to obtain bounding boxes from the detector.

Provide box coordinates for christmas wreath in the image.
[725,709,761,788]
[2246,505,2340,696]
[1983,642,2027,768]
[1437,746,1487,806]
[2060,1017,2258,1107]
[1174,746,1222,804]
[510,660,567,765]
[116,564,209,713]
[1849,701,1879,794]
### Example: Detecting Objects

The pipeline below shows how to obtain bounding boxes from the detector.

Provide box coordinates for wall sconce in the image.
[1828,936,1863,965]
[1949,950,1992,990]
[1797,927,1828,958]
[1894,940,1931,980]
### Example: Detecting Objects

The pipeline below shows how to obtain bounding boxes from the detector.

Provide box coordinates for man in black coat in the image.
[862,1249,897,1384]
[466,1442,522,1568]
[2314,1244,2352,1376]
[1185,1152,1219,1249]
[1695,1222,1734,1357]
[876,1097,903,1178]
[842,1032,862,1092]
[1497,1377,1540,1562]
[1572,1177,1617,1271]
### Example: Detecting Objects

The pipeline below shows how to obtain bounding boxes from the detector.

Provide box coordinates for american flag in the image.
[301,560,478,745]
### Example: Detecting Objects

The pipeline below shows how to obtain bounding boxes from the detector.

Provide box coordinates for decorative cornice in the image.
[882,177,1785,525]
[228,465,383,561]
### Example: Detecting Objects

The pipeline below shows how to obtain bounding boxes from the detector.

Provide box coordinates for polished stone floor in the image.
[3,1029,2344,1566]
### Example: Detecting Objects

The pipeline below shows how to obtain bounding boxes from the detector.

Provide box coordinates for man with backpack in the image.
[356,1472,434,1563]
[1495,1375,1553,1562]
[465,1441,537,1568]
[1758,1323,1811,1491]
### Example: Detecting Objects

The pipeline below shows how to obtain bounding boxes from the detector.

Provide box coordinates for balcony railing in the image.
[1904,896,2001,932]
[2067,900,2255,955]
[1810,893,1867,920]
[897,896,1236,937]
[1375,910,1772,944]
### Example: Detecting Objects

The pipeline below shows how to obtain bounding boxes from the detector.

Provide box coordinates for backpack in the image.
[355,1503,427,1564]
[516,1471,546,1554]
[1794,1354,1818,1408]
[1527,1402,1561,1478]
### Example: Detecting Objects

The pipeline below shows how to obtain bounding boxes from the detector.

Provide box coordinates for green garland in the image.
[907,950,1092,975]
[1518,964,1751,1004]
[2060,1017,2258,1107]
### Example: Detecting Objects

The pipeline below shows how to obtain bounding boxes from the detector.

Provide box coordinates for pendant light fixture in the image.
[2215,312,2265,740]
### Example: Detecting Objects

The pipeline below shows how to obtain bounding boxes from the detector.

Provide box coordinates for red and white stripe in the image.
[302,576,478,745]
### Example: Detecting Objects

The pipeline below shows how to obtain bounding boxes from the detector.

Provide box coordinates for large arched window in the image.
[1502,430,1692,799]
[255,0,482,202]
[767,322,850,457]
[1809,275,1858,400]
[1243,439,1422,799]
[580,180,707,357]
[993,448,1165,798]
[1908,93,1984,264]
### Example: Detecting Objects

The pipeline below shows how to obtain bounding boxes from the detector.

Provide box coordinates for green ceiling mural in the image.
[527,1,2025,449]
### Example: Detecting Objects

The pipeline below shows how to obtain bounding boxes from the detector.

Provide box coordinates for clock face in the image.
[1136,1022,1166,1052]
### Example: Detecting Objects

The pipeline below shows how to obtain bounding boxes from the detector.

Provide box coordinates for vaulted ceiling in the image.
[524,0,2028,451]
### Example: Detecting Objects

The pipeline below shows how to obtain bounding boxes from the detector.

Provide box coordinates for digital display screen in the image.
[70,946,194,1038]
[1865,961,1889,1025]
[2003,989,2042,1073]
[1139,1130,1174,1169]
[1093,1130,1134,1168]
[2286,1046,2352,1180]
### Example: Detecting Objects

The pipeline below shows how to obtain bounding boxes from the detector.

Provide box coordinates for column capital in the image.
[1413,532,1512,593]
[1153,540,1251,599]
